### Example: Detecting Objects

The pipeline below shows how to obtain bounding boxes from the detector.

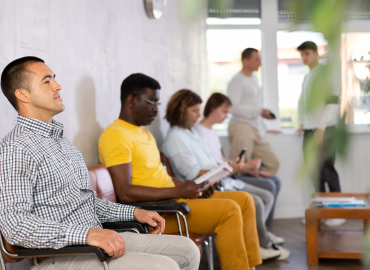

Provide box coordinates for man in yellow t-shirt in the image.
[99,73,261,270]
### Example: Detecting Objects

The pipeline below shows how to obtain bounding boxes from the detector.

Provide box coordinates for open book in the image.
[194,161,233,185]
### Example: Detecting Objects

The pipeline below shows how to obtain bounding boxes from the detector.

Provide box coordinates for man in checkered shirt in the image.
[0,57,199,270]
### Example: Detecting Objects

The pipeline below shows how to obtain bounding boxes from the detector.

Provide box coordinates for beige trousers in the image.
[228,122,279,174]
[31,232,200,270]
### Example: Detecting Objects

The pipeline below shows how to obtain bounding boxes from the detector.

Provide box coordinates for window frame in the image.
[206,0,370,133]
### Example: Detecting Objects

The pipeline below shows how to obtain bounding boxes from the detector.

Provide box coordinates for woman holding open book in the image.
[162,89,290,261]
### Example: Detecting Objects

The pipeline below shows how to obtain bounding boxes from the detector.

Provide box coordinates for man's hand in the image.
[314,129,324,145]
[296,125,304,137]
[134,209,165,234]
[228,155,245,174]
[87,228,126,258]
[262,109,275,120]
[246,170,272,179]
[179,180,208,199]
[199,182,217,198]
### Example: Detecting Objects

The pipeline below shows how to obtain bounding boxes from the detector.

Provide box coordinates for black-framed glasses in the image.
[133,94,161,108]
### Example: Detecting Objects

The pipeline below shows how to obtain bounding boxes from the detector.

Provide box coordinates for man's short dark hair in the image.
[297,41,318,52]
[120,73,161,103]
[241,48,258,60]
[1,56,44,110]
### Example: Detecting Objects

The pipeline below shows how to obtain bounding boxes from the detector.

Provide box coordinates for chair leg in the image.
[0,251,6,270]
[203,237,214,270]
[103,261,109,270]
[207,236,214,270]
[175,213,183,236]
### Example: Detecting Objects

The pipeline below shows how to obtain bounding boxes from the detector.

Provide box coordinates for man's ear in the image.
[14,89,30,105]
[126,94,136,108]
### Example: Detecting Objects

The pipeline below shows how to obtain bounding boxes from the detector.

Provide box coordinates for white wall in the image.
[221,131,370,219]
[0,0,207,166]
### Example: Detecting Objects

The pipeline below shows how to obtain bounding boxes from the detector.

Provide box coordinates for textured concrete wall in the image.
[0,0,207,166]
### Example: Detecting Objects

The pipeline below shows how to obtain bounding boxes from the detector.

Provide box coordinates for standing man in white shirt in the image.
[296,41,341,194]
[228,48,279,175]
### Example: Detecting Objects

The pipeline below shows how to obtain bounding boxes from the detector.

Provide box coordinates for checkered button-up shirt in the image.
[0,115,135,249]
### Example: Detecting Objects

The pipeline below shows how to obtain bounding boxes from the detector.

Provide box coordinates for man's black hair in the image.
[297,41,318,52]
[241,48,258,60]
[1,56,44,110]
[120,73,161,103]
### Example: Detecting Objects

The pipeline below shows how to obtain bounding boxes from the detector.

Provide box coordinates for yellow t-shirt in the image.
[99,119,175,188]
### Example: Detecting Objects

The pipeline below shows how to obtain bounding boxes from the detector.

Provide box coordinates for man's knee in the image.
[230,191,256,216]
[147,255,180,270]
[175,236,200,268]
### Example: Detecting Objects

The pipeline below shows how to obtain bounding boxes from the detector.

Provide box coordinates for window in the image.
[207,29,262,130]
[341,32,370,125]
[276,31,327,128]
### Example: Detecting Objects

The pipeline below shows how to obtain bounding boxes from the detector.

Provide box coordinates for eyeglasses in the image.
[133,94,161,108]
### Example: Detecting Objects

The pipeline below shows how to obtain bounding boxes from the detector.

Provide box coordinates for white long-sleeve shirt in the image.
[227,72,263,130]
[298,64,339,130]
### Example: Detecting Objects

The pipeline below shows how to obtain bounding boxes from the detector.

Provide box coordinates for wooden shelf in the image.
[317,230,363,259]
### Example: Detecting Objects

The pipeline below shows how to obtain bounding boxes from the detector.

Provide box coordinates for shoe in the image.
[301,218,306,225]
[272,244,290,261]
[272,244,290,260]
[249,267,256,270]
[260,242,281,261]
[268,231,285,245]
[324,219,346,227]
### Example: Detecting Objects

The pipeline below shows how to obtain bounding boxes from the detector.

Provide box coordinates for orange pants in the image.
[162,191,261,269]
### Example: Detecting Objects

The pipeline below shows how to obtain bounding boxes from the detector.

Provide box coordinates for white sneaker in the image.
[301,218,306,225]
[324,219,346,227]
[260,242,281,260]
[273,244,290,260]
[268,231,285,245]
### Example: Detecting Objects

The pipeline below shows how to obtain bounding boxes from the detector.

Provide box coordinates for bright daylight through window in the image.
[277,31,327,128]
[207,29,262,130]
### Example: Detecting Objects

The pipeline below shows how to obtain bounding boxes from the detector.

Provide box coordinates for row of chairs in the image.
[0,154,214,270]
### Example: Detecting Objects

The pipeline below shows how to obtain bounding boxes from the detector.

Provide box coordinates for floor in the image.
[199,218,366,270]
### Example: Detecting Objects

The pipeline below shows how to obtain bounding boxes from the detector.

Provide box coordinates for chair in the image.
[0,201,148,270]
[87,162,214,270]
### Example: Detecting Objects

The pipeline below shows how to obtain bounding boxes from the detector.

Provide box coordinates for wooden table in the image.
[305,192,370,266]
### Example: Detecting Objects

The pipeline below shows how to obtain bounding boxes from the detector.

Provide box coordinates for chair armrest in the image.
[17,245,109,262]
[102,221,149,234]
[130,200,191,214]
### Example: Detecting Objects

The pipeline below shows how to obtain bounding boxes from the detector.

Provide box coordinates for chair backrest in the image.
[160,153,174,177]
[88,164,117,202]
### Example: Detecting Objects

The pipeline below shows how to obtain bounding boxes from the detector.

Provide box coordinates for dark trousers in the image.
[303,126,341,192]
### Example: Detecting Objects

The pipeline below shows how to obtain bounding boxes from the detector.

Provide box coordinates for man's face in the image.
[300,49,318,66]
[243,51,261,71]
[132,88,160,126]
[24,62,64,116]
[185,103,201,128]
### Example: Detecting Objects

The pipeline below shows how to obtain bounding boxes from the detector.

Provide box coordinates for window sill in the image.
[215,125,370,138]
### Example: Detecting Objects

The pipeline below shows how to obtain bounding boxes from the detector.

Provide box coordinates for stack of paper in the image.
[311,197,366,208]
[194,162,233,186]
